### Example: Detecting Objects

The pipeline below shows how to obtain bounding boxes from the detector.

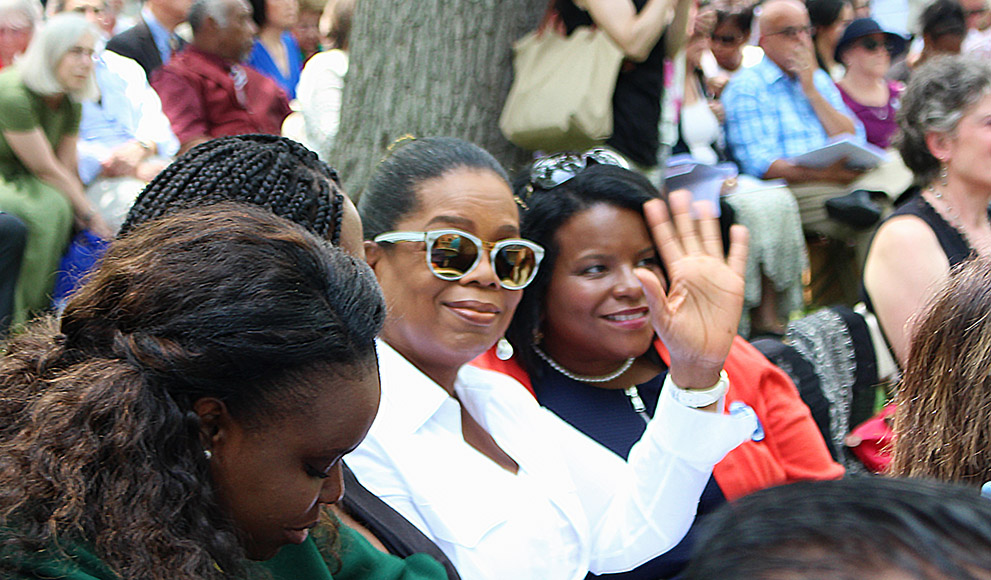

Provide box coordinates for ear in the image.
[364,240,383,268]
[192,397,227,450]
[925,131,953,165]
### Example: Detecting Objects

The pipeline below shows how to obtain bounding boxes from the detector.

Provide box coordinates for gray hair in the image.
[0,0,43,29]
[896,55,991,186]
[16,13,99,100]
[188,0,230,32]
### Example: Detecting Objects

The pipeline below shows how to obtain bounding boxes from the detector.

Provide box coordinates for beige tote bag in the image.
[499,26,624,153]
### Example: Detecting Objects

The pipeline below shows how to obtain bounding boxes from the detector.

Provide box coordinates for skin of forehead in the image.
[759,0,809,32]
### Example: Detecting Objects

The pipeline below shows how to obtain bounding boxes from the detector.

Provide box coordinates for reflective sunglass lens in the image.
[494,245,538,288]
[430,233,478,279]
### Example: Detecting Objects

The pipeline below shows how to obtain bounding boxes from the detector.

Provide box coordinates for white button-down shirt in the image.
[347,341,757,580]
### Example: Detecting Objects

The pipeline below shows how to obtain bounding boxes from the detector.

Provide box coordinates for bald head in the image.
[758,0,812,72]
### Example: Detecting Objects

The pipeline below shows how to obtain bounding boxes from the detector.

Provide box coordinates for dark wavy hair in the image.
[358,136,511,240]
[0,204,386,579]
[890,257,991,486]
[120,135,346,245]
[505,164,660,379]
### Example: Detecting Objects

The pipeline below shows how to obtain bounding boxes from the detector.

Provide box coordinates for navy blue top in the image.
[533,359,726,580]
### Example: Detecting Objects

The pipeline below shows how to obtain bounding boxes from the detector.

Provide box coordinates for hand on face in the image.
[634,191,748,390]
[789,41,817,85]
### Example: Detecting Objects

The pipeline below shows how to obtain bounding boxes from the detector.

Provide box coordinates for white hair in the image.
[188,0,231,32]
[0,0,43,29]
[16,13,99,100]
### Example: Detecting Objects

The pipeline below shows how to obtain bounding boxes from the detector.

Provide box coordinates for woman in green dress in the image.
[0,204,445,580]
[0,13,111,328]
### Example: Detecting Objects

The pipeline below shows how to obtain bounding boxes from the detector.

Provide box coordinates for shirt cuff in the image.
[646,374,758,467]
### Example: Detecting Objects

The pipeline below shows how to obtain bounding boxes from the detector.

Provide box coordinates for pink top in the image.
[838,81,902,149]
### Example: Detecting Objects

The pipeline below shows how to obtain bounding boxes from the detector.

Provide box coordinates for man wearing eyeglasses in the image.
[151,0,291,154]
[722,0,910,242]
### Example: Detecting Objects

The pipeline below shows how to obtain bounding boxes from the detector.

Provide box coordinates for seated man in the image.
[55,0,179,231]
[105,0,192,80]
[722,0,911,241]
[151,0,290,154]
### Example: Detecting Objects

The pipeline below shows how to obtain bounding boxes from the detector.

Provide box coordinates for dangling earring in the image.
[204,449,213,460]
[940,163,948,188]
[496,337,514,361]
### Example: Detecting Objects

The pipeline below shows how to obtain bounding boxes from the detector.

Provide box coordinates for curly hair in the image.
[119,135,346,245]
[0,204,386,579]
[889,257,991,487]
[505,164,659,380]
[895,55,991,187]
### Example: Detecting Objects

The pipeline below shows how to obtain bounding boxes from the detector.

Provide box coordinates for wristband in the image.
[667,369,729,408]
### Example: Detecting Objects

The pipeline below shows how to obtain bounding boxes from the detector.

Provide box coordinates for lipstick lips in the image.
[602,306,650,329]
[444,300,501,325]
[284,521,319,545]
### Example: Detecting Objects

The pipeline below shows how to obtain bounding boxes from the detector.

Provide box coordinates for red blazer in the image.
[473,336,844,500]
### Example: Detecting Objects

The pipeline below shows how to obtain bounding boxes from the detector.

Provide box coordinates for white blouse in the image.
[347,341,757,580]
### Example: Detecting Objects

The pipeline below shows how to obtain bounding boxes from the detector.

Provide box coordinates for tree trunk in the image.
[328,0,544,198]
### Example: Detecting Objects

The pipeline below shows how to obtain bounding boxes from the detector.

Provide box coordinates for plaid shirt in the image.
[722,56,865,178]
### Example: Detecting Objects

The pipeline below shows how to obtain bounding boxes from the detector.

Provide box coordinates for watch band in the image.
[666,369,729,408]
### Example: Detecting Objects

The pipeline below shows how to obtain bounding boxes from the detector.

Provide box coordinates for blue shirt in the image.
[142,7,176,67]
[722,56,865,178]
[247,33,301,100]
[78,51,179,184]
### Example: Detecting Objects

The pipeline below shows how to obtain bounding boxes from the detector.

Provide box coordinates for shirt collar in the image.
[754,55,790,85]
[375,340,456,435]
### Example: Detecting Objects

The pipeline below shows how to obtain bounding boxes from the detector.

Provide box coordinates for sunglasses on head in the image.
[857,37,895,52]
[373,229,545,290]
[528,148,630,192]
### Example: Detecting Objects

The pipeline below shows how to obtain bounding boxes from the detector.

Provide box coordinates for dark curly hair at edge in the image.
[119,134,346,245]
[0,205,386,579]
[506,164,660,381]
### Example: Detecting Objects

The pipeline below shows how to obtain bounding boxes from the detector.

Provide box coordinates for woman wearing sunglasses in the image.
[835,18,907,149]
[474,161,842,578]
[348,137,760,580]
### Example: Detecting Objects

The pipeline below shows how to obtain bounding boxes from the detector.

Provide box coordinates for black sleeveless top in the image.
[556,0,666,167]
[863,194,980,313]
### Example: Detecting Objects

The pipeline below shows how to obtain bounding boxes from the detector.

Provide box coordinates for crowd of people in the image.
[1,0,991,578]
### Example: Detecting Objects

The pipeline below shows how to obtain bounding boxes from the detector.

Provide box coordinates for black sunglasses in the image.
[857,37,895,53]
[711,32,746,45]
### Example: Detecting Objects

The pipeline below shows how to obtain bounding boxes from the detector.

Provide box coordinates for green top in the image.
[3,524,447,579]
[0,67,81,178]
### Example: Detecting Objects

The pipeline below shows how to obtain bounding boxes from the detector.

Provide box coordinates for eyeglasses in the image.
[373,229,545,290]
[529,148,630,191]
[857,37,896,52]
[765,25,812,38]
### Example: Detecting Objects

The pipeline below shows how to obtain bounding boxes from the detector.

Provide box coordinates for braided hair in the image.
[0,204,386,579]
[120,135,346,245]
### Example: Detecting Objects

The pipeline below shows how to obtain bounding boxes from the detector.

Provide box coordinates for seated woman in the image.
[249,0,304,99]
[678,9,807,337]
[834,18,907,149]
[0,14,111,328]
[862,55,991,367]
[0,205,445,580]
[889,257,991,487]
[348,136,766,580]
[475,161,841,577]
[120,134,462,580]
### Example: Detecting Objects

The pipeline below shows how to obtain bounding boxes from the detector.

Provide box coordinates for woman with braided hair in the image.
[0,204,447,579]
[120,134,362,254]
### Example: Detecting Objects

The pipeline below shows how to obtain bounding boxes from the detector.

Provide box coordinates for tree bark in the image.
[328,0,544,198]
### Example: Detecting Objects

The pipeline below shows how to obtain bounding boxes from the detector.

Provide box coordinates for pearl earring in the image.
[496,337,514,361]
